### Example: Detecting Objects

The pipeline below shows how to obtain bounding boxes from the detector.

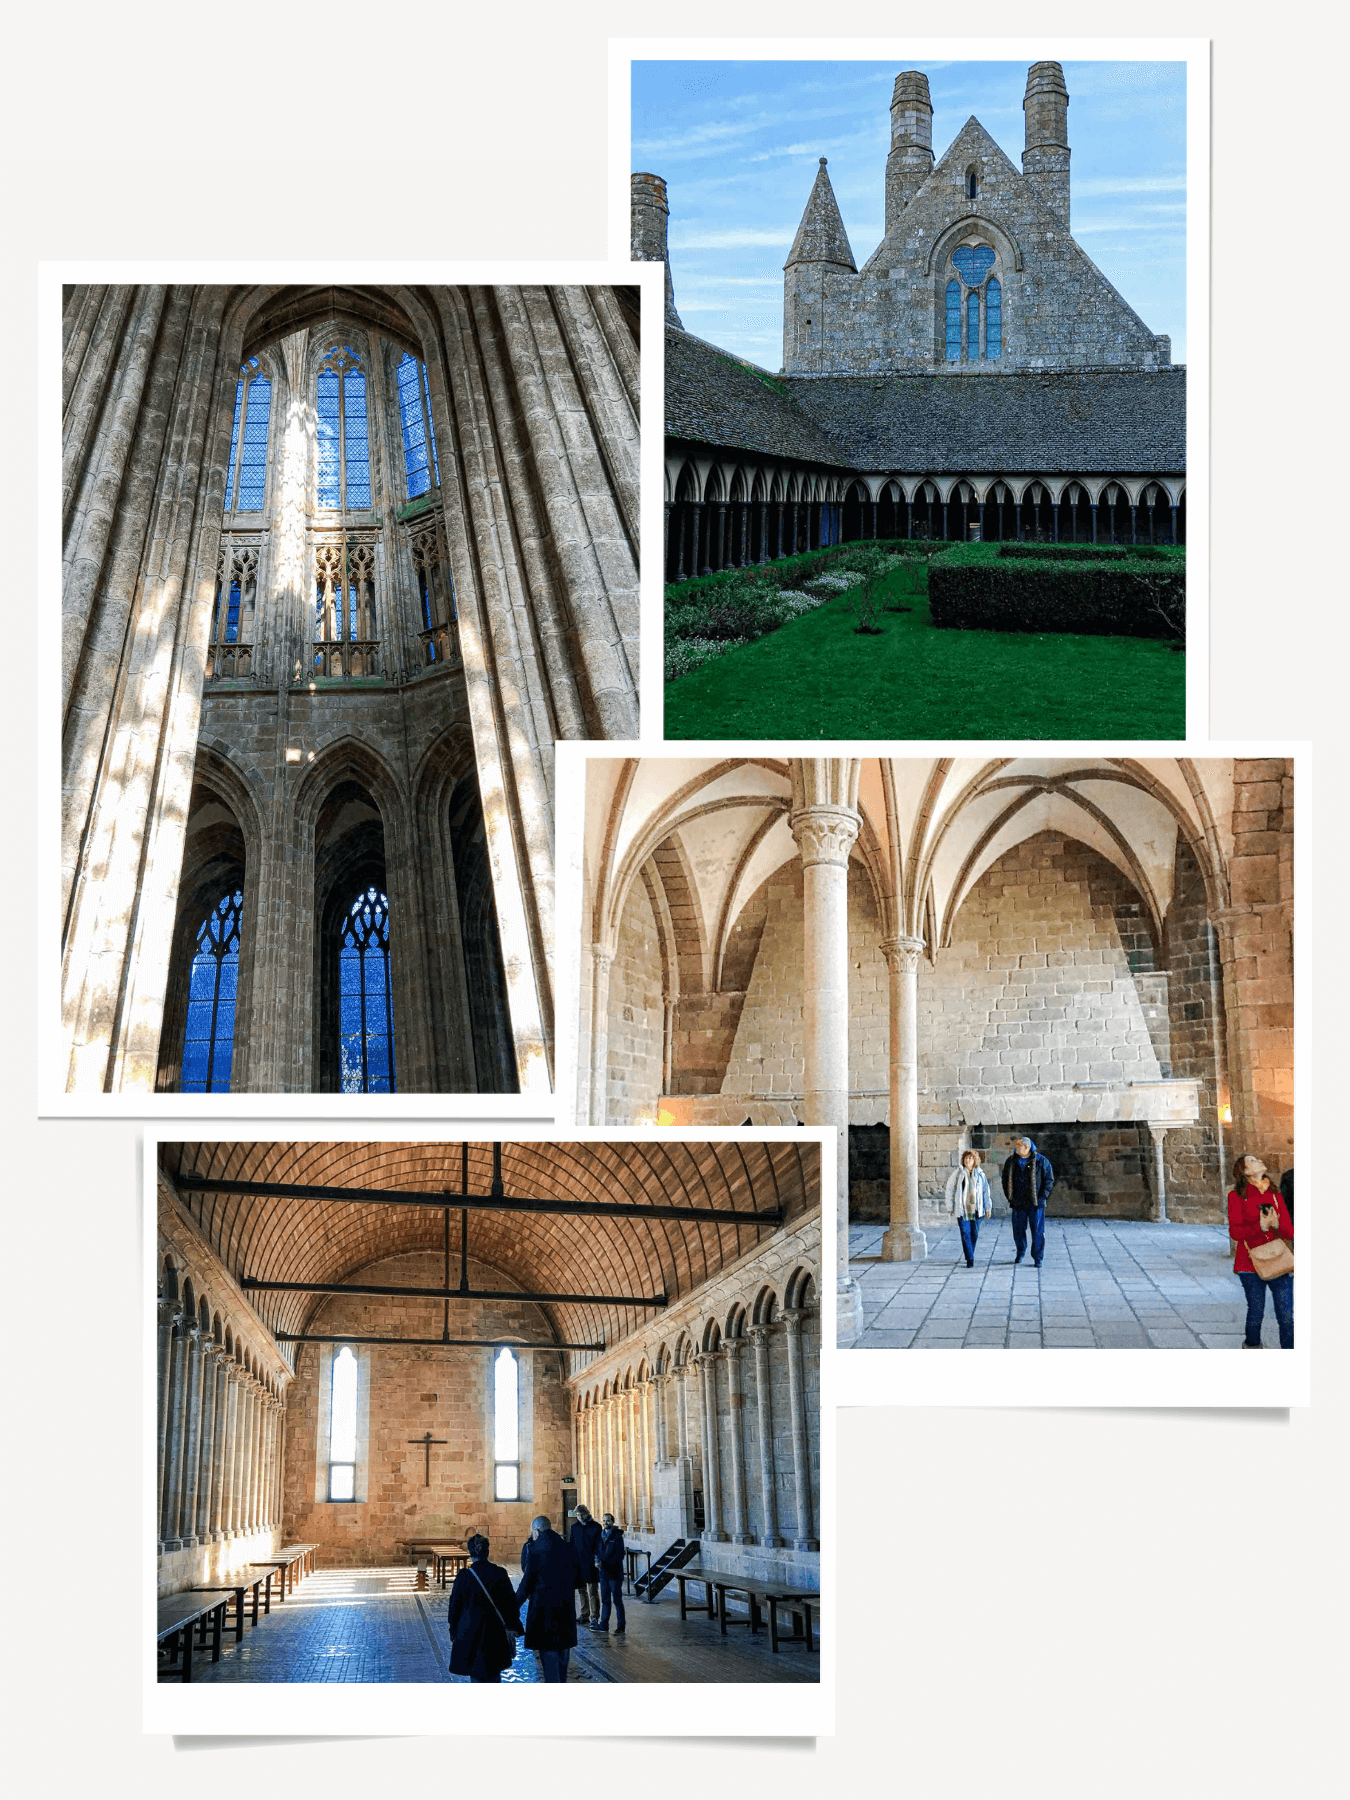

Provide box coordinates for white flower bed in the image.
[664,635,748,682]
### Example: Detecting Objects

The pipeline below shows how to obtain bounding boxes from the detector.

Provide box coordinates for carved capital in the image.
[789,804,860,870]
[881,934,926,976]
[780,1307,805,1336]
[591,942,616,970]
[747,1325,772,1350]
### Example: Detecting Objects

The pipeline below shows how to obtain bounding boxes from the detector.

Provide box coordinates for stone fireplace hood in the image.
[951,1079,1201,1128]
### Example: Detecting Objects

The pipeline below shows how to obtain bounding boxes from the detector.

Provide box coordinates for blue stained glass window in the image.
[338,886,396,1094]
[213,578,242,642]
[967,288,980,361]
[344,372,371,507]
[181,889,243,1093]
[223,382,244,510]
[397,353,431,499]
[237,379,271,508]
[986,278,1002,360]
[945,282,961,362]
[317,370,341,506]
[952,244,996,286]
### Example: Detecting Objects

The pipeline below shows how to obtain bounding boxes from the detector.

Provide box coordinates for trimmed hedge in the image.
[994,541,1183,563]
[927,541,1185,640]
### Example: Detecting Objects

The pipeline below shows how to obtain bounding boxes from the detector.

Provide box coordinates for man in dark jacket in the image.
[447,1534,522,1683]
[570,1505,601,1626]
[1002,1135,1054,1267]
[515,1515,578,1682]
[595,1513,627,1635]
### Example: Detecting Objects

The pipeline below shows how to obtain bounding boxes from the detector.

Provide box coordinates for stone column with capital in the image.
[790,778,865,1340]
[882,934,929,1263]
[223,1366,244,1538]
[696,1352,727,1541]
[205,1347,229,1539]
[156,1301,183,1534]
[176,1325,206,1549]
[748,1326,784,1546]
[588,944,615,1125]
[1147,1124,1170,1223]
[722,1340,753,1543]
[781,1309,818,1550]
[161,1320,197,1548]
[192,1342,221,1544]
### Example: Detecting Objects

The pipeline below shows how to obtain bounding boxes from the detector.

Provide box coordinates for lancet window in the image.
[328,1346,359,1501]
[493,1347,520,1500]
[208,547,258,679]
[945,281,961,361]
[224,357,272,512]
[181,889,243,1093]
[338,886,396,1093]
[316,346,372,510]
[949,245,999,362]
[396,352,441,499]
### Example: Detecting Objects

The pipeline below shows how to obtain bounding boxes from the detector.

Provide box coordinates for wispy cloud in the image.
[1073,174,1186,197]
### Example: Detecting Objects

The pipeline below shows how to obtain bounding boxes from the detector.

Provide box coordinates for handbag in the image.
[467,1564,518,1654]
[1248,1235,1294,1281]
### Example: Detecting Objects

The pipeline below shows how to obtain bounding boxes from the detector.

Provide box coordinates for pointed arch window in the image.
[945,281,961,362]
[316,346,371,510]
[223,358,272,512]
[181,889,242,1092]
[986,278,1002,360]
[396,352,440,499]
[328,1346,359,1501]
[493,1348,520,1500]
[338,886,396,1092]
[967,288,980,361]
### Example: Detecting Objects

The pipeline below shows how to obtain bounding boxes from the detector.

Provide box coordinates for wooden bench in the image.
[760,1583,819,1654]
[157,1592,229,1682]
[247,1543,318,1602]
[187,1574,269,1642]
[673,1564,819,1654]
[673,1564,718,1621]
[279,1543,319,1585]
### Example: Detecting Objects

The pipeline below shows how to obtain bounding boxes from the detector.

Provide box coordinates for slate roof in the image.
[666,326,1187,473]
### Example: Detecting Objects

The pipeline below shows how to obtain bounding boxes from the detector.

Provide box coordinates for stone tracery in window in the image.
[314,542,379,677]
[949,245,1000,362]
[209,546,258,679]
[338,885,396,1093]
[181,888,243,1093]
[316,346,371,510]
[224,357,272,513]
[396,352,440,500]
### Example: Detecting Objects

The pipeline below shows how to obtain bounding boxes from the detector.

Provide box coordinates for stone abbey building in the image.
[634,63,1186,579]
[156,1139,821,1679]
[62,284,639,1097]
[571,757,1293,1340]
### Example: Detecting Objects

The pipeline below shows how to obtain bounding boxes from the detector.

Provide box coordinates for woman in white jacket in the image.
[945,1149,992,1268]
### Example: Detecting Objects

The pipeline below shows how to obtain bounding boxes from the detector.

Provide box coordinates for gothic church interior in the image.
[156,1138,821,1683]
[62,283,640,1098]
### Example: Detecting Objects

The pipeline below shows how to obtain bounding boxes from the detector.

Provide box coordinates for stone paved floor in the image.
[847,1218,1293,1350]
[177,1565,817,1683]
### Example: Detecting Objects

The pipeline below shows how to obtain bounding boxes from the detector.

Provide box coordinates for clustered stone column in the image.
[790,765,864,1339]
[696,1351,727,1541]
[748,1326,783,1547]
[722,1340,753,1544]
[781,1309,817,1550]
[157,1306,286,1564]
[882,934,929,1263]
[589,944,615,1126]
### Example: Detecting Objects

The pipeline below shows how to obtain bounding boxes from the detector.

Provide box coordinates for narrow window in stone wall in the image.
[338,886,397,1093]
[967,288,980,362]
[181,889,243,1092]
[316,347,372,510]
[966,168,978,200]
[396,352,440,499]
[986,278,1002,360]
[494,1347,520,1500]
[329,1346,359,1501]
[223,358,271,513]
[945,282,961,361]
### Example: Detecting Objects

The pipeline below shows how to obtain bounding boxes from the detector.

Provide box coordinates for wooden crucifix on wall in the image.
[408,1431,447,1486]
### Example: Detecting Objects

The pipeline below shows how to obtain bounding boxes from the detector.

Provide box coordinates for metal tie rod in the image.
[242,1277,667,1307]
[178,1172,782,1226]
[275,1332,605,1352]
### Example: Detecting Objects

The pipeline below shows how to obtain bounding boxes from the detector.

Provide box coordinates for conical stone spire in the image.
[785,159,857,271]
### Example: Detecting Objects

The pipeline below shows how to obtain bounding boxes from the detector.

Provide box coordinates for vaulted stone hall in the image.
[573,756,1294,1344]
[63,284,640,1098]
[156,1140,821,1683]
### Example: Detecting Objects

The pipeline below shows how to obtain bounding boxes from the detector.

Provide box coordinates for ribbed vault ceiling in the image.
[162,1141,816,1366]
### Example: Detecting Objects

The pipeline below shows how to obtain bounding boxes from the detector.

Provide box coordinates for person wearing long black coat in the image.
[447,1534,522,1683]
[515,1516,578,1682]
[570,1505,602,1626]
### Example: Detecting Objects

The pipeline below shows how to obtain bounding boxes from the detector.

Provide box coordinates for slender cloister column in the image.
[790,768,864,1338]
[240,1378,259,1534]
[192,1344,220,1543]
[177,1328,206,1548]
[651,1373,669,1464]
[722,1341,753,1543]
[161,1322,194,1547]
[781,1309,817,1550]
[214,1359,237,1540]
[224,1366,245,1538]
[696,1353,727,1541]
[748,1326,783,1546]
[641,1381,655,1529]
[1148,1124,1171,1222]
[156,1300,183,1531]
[588,946,615,1125]
[206,1348,229,1539]
[882,934,929,1262]
[615,1392,629,1527]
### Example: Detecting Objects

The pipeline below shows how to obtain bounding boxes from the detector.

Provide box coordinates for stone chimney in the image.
[1022,62,1071,226]
[630,172,683,329]
[885,71,934,234]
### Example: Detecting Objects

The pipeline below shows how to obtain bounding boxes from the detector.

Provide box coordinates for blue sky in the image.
[632,59,1186,368]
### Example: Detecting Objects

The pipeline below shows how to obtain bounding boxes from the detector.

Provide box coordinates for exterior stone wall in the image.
[280,1251,572,1568]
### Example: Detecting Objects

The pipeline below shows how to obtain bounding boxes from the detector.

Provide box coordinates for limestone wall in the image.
[1224,759,1295,1176]
[607,875,665,1122]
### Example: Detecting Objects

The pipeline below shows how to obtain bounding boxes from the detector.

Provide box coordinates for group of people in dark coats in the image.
[447,1508,630,1683]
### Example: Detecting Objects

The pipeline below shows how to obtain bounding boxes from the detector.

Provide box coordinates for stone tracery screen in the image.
[316,346,372,510]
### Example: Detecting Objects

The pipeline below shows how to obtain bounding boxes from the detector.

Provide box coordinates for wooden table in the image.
[188,1575,268,1642]
[278,1543,319,1585]
[247,1544,317,1602]
[761,1584,819,1653]
[624,1547,652,1594]
[673,1564,718,1621]
[671,1565,819,1654]
[398,1540,467,1590]
[157,1592,229,1681]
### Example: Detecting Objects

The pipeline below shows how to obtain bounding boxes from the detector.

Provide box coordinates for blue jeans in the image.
[536,1647,571,1682]
[598,1572,626,1629]
[1238,1270,1294,1347]
[1011,1206,1046,1265]
[957,1216,981,1265]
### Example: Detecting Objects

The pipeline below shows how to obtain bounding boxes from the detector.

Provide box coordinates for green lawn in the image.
[664,562,1185,739]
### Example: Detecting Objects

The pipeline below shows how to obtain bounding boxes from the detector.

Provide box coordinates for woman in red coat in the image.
[1227,1155,1294,1348]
